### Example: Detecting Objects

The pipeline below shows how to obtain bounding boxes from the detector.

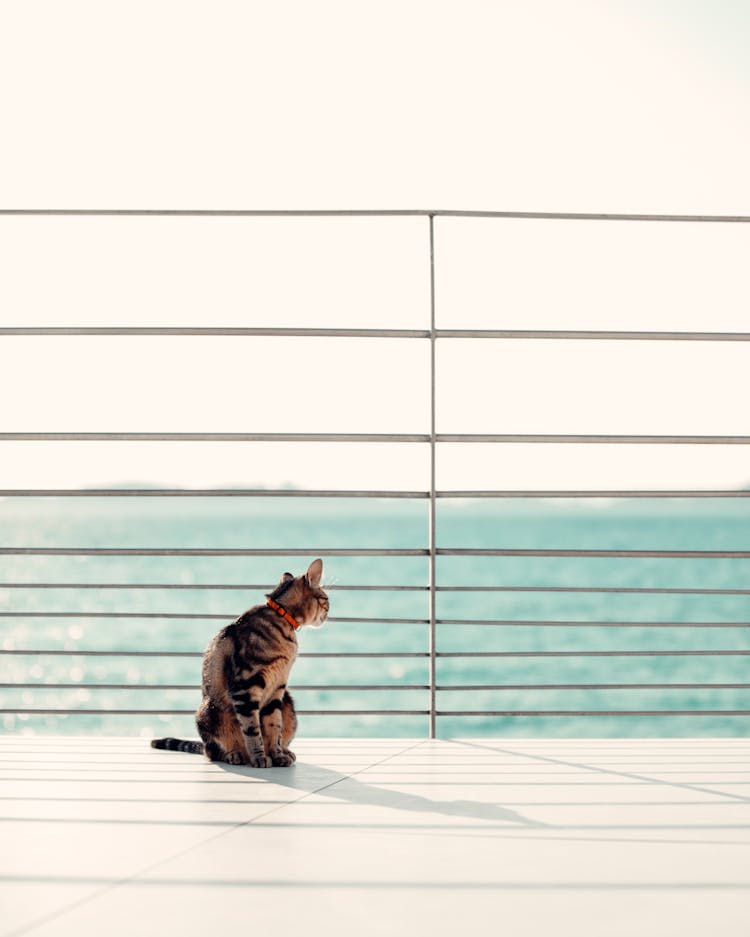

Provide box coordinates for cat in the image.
[152,558,328,767]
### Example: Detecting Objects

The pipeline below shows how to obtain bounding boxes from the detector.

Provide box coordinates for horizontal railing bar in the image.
[439,330,750,342]
[0,650,428,658]
[297,710,429,716]
[52,616,750,628]
[3,433,749,445]
[0,709,195,715]
[0,433,430,443]
[1,488,748,499]
[437,434,750,445]
[0,612,429,624]
[331,616,428,624]
[2,547,745,558]
[0,650,204,657]
[2,584,746,597]
[0,488,430,499]
[0,209,435,217]
[447,649,737,659]
[0,708,431,716]
[283,685,428,692]
[0,583,429,592]
[3,327,750,343]
[0,612,227,620]
[2,208,750,221]
[0,684,200,691]
[0,683,430,691]
[4,617,742,628]
[7,583,746,597]
[438,683,750,692]
[4,683,748,691]
[436,210,750,222]
[438,587,750,596]
[0,548,428,557]
[437,549,750,558]
[441,617,750,626]
[435,710,750,716]
[438,683,750,691]
[0,327,431,338]
[2,648,746,658]
[15,612,745,626]
[437,490,750,498]
[3,708,749,717]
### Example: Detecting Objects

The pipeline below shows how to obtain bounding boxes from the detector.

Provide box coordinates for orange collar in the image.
[267,597,300,630]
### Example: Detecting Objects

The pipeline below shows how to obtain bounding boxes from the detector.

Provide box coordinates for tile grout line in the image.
[449,739,750,805]
[4,738,428,937]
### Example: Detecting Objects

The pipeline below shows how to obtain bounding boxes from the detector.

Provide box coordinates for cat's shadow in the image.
[217,758,543,828]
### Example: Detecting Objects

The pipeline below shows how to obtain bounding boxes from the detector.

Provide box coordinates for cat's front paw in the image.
[247,752,272,768]
[271,751,295,767]
[224,750,247,765]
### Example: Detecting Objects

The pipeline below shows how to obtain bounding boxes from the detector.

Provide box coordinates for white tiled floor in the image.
[2,737,750,936]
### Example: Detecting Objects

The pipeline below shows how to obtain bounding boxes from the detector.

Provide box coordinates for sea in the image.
[1,496,748,739]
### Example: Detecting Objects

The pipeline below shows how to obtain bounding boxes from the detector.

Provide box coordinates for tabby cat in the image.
[152,558,328,767]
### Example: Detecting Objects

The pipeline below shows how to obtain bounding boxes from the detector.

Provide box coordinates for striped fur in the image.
[151,738,204,754]
[151,559,328,768]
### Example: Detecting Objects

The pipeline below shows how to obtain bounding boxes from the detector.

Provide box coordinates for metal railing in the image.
[1,208,749,738]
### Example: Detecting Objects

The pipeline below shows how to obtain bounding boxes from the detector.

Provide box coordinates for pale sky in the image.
[0,1,748,492]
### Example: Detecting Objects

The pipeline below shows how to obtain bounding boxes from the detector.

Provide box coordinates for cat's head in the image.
[267,558,329,629]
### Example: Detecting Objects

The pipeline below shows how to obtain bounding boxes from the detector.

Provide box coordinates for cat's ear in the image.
[305,558,323,588]
[266,571,294,599]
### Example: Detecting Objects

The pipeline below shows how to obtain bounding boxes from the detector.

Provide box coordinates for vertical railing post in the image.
[428,213,437,739]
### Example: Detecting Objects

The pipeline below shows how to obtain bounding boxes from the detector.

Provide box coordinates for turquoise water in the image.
[1,497,748,739]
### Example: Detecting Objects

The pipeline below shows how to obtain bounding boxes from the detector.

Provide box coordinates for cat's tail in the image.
[150,737,204,755]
